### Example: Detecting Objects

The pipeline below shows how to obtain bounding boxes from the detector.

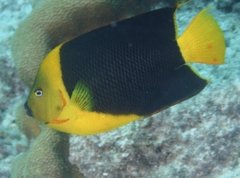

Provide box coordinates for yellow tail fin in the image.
[177,8,226,64]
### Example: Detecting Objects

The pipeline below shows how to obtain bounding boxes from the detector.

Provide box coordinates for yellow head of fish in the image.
[25,45,70,124]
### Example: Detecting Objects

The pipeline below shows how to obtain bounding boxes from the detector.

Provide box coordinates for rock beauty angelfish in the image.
[25,5,225,135]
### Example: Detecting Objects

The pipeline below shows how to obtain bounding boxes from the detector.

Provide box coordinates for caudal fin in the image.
[177,8,226,65]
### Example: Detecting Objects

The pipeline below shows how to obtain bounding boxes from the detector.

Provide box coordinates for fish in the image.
[24,5,225,135]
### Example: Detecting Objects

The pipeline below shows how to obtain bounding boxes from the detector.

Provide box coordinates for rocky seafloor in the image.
[0,0,240,177]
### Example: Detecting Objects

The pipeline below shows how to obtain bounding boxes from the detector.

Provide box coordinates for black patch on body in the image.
[60,7,207,116]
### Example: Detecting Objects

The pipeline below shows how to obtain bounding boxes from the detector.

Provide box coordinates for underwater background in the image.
[0,0,240,177]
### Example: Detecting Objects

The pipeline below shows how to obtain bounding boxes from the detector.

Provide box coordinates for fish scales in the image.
[59,7,205,115]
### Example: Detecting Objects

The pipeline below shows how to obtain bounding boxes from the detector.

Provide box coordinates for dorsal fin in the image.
[70,82,92,111]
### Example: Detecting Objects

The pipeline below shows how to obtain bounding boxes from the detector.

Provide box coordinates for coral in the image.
[11,126,83,178]
[15,104,41,141]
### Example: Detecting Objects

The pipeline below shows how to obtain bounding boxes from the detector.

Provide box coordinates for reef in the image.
[11,125,83,178]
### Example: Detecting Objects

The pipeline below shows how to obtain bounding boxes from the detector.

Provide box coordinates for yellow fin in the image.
[70,82,92,111]
[177,8,226,64]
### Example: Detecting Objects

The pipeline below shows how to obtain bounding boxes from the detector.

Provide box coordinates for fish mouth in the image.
[24,102,33,117]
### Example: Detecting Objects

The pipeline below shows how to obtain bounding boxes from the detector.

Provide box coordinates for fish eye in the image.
[34,88,43,98]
